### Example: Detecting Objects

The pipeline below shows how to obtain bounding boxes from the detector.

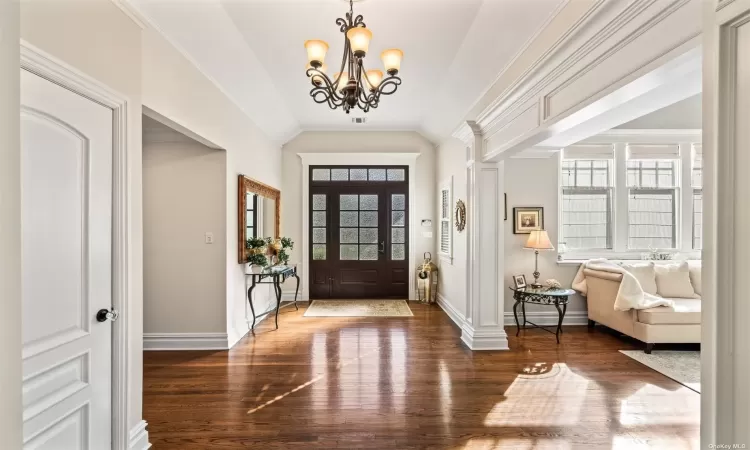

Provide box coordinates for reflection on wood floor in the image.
[143,302,699,449]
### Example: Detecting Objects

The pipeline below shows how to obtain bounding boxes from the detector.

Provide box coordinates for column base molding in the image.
[460,323,509,351]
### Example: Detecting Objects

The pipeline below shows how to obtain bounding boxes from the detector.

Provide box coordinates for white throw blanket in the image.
[572,259,674,311]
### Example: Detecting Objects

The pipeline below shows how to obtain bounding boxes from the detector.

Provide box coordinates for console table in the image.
[246,265,300,330]
[510,286,575,343]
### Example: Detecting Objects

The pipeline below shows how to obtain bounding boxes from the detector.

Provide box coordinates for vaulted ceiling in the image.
[130,0,565,144]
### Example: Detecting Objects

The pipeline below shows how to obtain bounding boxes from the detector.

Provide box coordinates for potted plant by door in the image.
[247,253,268,274]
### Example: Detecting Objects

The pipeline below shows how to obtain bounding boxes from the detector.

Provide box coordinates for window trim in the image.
[560,139,702,261]
[439,177,453,263]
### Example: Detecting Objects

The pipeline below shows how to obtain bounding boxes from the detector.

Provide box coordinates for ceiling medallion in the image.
[304,0,403,114]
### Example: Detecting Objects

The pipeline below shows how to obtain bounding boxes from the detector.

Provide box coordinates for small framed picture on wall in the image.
[513,207,544,234]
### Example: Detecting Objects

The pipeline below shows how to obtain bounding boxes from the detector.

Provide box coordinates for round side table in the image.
[510,287,575,343]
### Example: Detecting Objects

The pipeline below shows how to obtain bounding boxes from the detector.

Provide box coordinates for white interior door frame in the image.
[299,152,420,301]
[702,0,750,445]
[20,41,137,450]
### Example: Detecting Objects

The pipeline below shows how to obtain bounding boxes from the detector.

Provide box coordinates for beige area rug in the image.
[620,350,700,393]
[304,300,413,317]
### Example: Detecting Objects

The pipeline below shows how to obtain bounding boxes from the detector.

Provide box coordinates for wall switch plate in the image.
[205,232,214,244]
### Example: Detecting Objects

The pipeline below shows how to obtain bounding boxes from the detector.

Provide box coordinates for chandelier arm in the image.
[306,68,345,102]
[376,76,402,96]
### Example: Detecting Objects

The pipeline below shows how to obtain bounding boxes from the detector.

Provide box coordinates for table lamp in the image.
[524,230,555,288]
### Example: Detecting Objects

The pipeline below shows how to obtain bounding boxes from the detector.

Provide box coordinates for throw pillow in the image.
[655,262,698,298]
[688,263,702,296]
[620,262,658,295]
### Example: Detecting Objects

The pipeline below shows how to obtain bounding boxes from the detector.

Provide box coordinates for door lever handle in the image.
[379,241,385,254]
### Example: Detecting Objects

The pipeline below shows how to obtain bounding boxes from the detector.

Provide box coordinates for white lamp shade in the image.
[304,40,329,65]
[347,27,373,56]
[524,230,555,250]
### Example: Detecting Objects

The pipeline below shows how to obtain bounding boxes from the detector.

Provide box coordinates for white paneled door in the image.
[21,70,114,448]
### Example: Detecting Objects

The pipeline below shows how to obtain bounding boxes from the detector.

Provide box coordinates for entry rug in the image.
[620,350,700,393]
[304,300,413,317]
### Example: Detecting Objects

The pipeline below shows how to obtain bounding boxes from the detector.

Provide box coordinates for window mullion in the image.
[679,143,693,252]
[614,143,628,252]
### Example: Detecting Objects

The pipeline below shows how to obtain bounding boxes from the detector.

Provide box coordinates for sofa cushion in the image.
[654,262,698,298]
[688,263,702,296]
[637,299,702,325]
[620,262,658,295]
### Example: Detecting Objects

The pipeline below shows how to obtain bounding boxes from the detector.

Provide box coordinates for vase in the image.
[250,264,264,274]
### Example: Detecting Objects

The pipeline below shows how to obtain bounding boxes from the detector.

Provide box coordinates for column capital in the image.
[452,120,482,146]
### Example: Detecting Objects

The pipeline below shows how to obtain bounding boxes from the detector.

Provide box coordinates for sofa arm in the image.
[584,269,635,335]
[583,268,623,282]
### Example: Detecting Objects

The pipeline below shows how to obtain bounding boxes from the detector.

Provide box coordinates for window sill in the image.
[557,256,702,266]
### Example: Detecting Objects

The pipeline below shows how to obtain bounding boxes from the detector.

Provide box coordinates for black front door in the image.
[309,166,409,299]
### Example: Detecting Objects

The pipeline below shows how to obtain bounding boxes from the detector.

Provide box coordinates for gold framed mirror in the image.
[238,175,281,264]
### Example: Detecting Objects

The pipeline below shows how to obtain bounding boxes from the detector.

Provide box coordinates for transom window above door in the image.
[311,166,407,182]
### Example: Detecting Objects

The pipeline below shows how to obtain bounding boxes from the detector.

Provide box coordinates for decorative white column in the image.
[455,121,508,350]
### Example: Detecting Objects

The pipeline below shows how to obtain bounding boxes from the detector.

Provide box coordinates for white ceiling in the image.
[617,94,702,130]
[130,0,565,143]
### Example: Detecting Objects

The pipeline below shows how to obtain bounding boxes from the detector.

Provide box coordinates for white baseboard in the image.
[436,293,466,329]
[436,294,588,328]
[281,291,307,302]
[504,310,588,326]
[143,333,229,351]
[129,420,151,450]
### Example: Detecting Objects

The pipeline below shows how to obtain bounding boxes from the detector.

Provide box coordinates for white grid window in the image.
[559,138,702,260]
[561,160,613,250]
[626,160,678,249]
[692,145,703,250]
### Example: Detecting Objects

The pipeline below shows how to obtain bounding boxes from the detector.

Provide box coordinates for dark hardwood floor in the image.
[143,302,700,449]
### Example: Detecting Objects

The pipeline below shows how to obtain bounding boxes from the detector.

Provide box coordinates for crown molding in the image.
[466,0,695,142]
[110,0,150,30]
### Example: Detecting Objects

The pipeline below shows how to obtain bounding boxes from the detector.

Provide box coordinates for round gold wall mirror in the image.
[455,199,466,232]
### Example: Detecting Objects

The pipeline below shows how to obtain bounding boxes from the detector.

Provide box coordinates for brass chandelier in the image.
[304,0,403,114]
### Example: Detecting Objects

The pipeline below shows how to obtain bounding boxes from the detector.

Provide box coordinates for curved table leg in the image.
[521,301,527,328]
[560,303,568,334]
[248,278,257,331]
[513,300,521,336]
[274,276,282,329]
[554,302,565,344]
[292,272,300,311]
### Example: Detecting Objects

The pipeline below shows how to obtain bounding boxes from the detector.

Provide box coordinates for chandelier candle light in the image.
[304,0,403,114]
[524,230,555,288]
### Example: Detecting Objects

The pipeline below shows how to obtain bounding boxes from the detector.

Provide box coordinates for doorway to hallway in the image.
[309,166,409,299]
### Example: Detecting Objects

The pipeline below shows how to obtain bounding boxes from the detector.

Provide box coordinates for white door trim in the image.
[703,0,750,445]
[298,152,420,301]
[20,40,143,450]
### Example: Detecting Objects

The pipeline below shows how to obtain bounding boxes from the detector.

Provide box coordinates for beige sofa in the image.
[584,264,701,353]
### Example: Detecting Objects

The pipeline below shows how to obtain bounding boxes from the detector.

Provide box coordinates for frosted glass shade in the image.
[347,27,372,56]
[304,40,329,66]
[365,70,383,91]
[306,63,328,86]
[333,72,349,92]
[381,49,403,74]
[524,230,555,250]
